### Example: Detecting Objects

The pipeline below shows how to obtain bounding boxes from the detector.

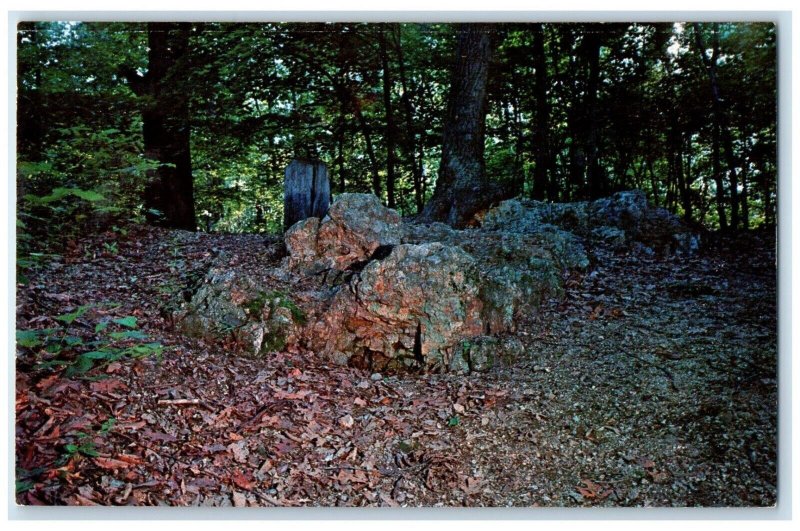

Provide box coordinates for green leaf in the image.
[125,342,163,358]
[63,335,84,347]
[79,444,100,457]
[70,188,105,202]
[95,321,109,333]
[100,418,116,435]
[36,187,72,204]
[113,316,138,329]
[108,330,148,340]
[15,479,35,494]
[55,305,90,325]
[448,416,460,427]
[64,444,78,454]
[66,355,94,376]
[81,350,116,360]
[16,330,42,348]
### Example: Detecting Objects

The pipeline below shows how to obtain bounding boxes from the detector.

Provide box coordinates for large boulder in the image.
[306,242,485,371]
[176,264,302,356]
[284,193,401,273]
[482,190,698,254]
[177,193,590,373]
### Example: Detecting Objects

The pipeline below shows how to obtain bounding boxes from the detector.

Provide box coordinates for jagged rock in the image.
[402,222,586,332]
[482,189,698,254]
[284,193,401,273]
[177,193,592,372]
[176,264,301,356]
[450,336,525,374]
[591,226,627,249]
[307,242,485,371]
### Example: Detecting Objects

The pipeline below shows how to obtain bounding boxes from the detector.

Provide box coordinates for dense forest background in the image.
[17,22,776,248]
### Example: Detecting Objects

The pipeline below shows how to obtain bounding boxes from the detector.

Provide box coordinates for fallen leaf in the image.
[90,379,128,394]
[231,470,254,490]
[228,440,249,463]
[94,457,131,470]
[339,414,354,428]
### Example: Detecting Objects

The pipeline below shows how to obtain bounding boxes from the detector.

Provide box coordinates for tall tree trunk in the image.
[128,22,196,230]
[531,23,552,201]
[583,30,605,200]
[393,25,424,213]
[694,23,739,230]
[739,119,750,229]
[336,111,346,194]
[711,120,729,230]
[419,24,506,227]
[353,100,381,199]
[379,25,397,209]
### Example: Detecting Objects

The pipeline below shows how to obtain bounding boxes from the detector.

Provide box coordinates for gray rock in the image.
[284,193,401,273]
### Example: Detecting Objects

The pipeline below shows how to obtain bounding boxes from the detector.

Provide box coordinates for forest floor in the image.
[15,224,777,508]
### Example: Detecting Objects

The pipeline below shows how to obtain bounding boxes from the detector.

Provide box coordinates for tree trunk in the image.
[393,25,424,213]
[419,24,506,227]
[336,115,346,194]
[353,100,381,200]
[130,22,196,230]
[712,119,729,230]
[531,23,552,201]
[379,25,397,209]
[583,30,605,200]
[695,23,739,230]
[283,159,331,230]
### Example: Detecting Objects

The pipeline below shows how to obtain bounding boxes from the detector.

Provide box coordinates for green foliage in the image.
[16,21,775,236]
[17,306,163,377]
[267,290,307,324]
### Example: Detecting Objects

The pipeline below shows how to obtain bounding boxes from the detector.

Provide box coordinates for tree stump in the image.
[283,159,331,231]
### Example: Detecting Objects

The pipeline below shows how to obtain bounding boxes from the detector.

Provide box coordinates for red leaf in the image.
[94,457,131,470]
[231,470,254,490]
[90,379,128,394]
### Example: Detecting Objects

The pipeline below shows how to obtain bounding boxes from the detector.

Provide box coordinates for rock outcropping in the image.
[177,190,695,373]
[481,190,699,255]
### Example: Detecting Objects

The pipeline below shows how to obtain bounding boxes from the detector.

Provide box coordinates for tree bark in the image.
[394,26,425,212]
[419,24,507,227]
[283,159,330,230]
[694,23,739,230]
[379,25,397,209]
[132,22,197,230]
[531,24,552,201]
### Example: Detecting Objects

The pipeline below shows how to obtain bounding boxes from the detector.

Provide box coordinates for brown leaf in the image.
[94,457,132,470]
[231,470,254,491]
[90,378,128,394]
[338,414,354,428]
[35,374,60,391]
[227,440,249,463]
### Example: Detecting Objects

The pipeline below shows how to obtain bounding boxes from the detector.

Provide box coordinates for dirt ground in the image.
[15,225,777,507]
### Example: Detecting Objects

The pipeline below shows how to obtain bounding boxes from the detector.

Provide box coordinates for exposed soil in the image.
[15,225,777,507]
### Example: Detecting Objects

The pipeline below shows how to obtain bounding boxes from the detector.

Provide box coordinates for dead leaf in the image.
[231,470,254,490]
[90,378,128,394]
[227,440,249,463]
[94,457,132,470]
[576,479,613,501]
[338,414,354,428]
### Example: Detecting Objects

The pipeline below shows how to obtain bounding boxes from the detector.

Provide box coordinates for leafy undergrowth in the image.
[15,225,777,507]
